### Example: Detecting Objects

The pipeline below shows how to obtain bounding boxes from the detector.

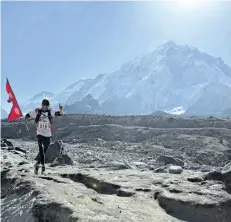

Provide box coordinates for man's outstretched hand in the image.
[59,103,63,115]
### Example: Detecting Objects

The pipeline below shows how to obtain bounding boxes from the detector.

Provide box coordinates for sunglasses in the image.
[41,104,49,108]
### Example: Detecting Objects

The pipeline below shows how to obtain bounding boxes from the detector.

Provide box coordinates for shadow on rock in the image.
[60,173,125,196]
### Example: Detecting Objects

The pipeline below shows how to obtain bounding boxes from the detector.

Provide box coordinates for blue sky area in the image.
[1,1,231,110]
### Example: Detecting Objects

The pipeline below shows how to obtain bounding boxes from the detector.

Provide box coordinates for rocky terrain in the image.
[1,114,231,222]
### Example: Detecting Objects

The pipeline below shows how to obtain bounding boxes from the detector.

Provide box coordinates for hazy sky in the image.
[1,1,231,110]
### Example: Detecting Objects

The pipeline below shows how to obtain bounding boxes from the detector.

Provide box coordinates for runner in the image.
[25,99,63,175]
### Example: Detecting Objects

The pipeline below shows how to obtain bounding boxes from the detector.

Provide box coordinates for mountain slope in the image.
[21,91,54,113]
[1,108,8,119]
[22,41,231,115]
[64,41,231,115]
[52,74,106,106]
[185,83,231,115]
[222,107,231,117]
[65,94,101,114]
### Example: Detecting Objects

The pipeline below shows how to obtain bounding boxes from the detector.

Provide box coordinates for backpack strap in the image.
[35,109,42,123]
[48,109,53,124]
[35,109,53,124]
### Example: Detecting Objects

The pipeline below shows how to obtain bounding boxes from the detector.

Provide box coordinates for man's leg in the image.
[37,135,45,165]
[35,135,43,175]
[43,137,51,155]
[41,136,51,173]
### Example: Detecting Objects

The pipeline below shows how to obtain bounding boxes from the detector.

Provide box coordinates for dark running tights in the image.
[37,135,51,165]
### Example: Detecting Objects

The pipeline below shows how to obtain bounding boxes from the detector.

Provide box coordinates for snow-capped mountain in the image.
[65,94,101,114]
[222,107,231,117]
[165,106,185,115]
[22,41,231,115]
[21,91,54,113]
[52,74,106,106]
[1,108,8,119]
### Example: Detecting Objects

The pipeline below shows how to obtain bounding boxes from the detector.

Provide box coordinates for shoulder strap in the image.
[35,109,42,123]
[48,109,53,124]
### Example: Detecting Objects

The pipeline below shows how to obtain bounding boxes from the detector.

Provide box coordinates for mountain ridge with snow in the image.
[21,41,231,115]
[1,108,8,120]
[21,91,55,113]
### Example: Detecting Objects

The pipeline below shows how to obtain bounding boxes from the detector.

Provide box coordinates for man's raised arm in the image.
[51,104,63,116]
[25,108,39,119]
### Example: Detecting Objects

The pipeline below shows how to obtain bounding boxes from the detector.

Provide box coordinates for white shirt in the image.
[29,108,56,137]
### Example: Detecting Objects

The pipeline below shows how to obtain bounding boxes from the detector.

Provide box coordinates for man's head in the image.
[41,99,50,110]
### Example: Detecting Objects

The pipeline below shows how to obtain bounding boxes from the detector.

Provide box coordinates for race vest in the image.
[36,110,53,137]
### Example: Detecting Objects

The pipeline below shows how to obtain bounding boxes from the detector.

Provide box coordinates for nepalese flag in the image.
[6,78,23,121]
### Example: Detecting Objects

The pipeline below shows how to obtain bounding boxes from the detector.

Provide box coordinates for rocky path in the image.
[1,149,182,222]
[1,145,231,222]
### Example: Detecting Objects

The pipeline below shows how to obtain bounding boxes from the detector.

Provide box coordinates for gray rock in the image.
[222,162,231,194]
[187,176,203,183]
[224,150,231,160]
[1,142,7,148]
[223,162,231,172]
[204,170,223,181]
[1,139,15,151]
[153,174,231,222]
[203,162,231,194]
[168,166,183,174]
[35,140,64,163]
[132,161,147,168]
[156,186,231,222]
[153,166,168,173]
[98,161,131,170]
[7,146,15,151]
[50,154,74,167]
[18,161,29,166]
[156,155,184,167]
[1,138,13,147]
[15,147,27,154]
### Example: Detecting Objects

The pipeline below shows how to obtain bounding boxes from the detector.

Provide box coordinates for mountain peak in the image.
[32,91,54,99]
[156,41,199,53]
[21,91,55,112]
[162,40,177,47]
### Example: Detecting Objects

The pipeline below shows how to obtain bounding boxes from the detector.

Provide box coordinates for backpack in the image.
[35,109,53,124]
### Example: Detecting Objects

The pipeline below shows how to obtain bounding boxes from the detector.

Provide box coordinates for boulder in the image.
[1,138,13,148]
[97,161,132,170]
[1,142,8,148]
[35,140,64,163]
[222,162,231,194]
[50,154,74,167]
[156,179,231,222]
[187,176,203,183]
[224,150,231,160]
[168,166,183,174]
[15,147,27,154]
[203,170,223,181]
[153,166,168,173]
[1,138,14,150]
[203,162,231,194]
[156,155,184,167]
[132,161,147,168]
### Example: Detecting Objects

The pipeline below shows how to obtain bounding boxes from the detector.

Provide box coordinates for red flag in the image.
[6,78,23,121]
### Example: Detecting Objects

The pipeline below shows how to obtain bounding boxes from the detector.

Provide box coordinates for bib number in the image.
[38,122,50,129]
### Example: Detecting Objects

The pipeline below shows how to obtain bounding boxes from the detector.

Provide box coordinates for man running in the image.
[25,99,63,175]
